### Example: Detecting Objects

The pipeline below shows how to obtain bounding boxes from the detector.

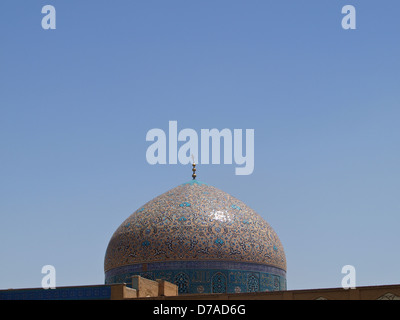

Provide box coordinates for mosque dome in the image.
[104,176,287,294]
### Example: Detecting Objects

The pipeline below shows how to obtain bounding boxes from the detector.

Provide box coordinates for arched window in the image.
[273,276,280,291]
[211,272,227,293]
[174,272,190,294]
[247,274,259,292]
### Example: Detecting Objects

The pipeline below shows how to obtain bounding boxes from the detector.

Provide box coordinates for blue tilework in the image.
[105,262,286,294]
[104,180,287,294]
[0,285,112,300]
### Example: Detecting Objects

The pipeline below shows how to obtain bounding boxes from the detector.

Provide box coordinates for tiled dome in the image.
[104,180,287,293]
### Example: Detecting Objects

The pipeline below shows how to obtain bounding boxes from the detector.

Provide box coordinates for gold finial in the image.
[191,154,196,180]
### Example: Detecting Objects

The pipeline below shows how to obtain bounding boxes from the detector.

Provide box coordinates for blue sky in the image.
[1,1,399,291]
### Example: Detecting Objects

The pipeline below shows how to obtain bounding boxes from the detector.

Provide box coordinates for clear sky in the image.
[1,1,399,291]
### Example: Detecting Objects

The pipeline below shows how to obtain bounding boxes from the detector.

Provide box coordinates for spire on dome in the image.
[191,155,196,180]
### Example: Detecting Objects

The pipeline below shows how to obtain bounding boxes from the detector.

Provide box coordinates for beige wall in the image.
[110,284,137,300]
[129,284,400,300]
[157,279,179,297]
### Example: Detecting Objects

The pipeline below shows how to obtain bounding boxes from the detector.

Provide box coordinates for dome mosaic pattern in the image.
[104,180,287,293]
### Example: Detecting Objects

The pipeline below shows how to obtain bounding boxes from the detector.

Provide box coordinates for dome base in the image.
[105,260,286,294]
